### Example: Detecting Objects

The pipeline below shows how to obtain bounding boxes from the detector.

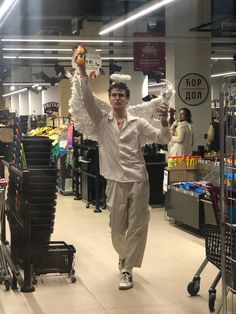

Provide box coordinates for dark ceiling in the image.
[0,0,236,86]
[0,0,234,37]
[0,0,160,36]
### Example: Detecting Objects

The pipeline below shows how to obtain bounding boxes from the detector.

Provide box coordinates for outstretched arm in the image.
[78,63,103,125]
[128,79,174,124]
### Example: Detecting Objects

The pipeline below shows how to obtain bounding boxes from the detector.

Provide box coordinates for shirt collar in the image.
[108,110,137,122]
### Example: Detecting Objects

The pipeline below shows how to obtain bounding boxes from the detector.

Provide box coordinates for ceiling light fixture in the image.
[2,47,73,52]
[2,87,27,98]
[1,38,123,43]
[3,55,133,61]
[3,55,72,60]
[3,82,53,86]
[211,71,236,78]
[0,0,19,29]
[148,82,166,87]
[99,0,176,35]
[211,57,233,60]
[101,56,134,60]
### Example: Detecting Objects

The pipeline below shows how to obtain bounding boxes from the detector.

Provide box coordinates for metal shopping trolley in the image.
[187,183,231,312]
[0,178,12,290]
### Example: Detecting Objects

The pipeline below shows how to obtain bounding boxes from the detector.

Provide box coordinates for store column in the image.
[19,91,29,115]
[29,91,42,115]
[11,94,19,113]
[165,0,211,149]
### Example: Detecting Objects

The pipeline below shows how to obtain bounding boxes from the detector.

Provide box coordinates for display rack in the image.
[73,139,106,213]
[218,74,236,313]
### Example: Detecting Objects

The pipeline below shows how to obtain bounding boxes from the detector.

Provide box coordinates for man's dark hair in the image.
[108,82,130,98]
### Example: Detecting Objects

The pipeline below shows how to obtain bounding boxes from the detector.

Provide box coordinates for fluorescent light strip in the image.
[99,0,175,35]
[0,0,19,29]
[4,55,133,61]
[1,38,123,43]
[2,88,27,97]
[211,57,233,60]
[211,71,236,78]
[148,82,166,87]
[101,56,134,60]
[3,47,73,52]
[4,55,72,60]
[2,82,52,86]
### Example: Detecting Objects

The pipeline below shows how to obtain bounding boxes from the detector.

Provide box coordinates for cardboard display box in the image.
[0,128,13,143]
[166,167,198,184]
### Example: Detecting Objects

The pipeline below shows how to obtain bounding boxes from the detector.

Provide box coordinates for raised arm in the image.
[78,63,103,125]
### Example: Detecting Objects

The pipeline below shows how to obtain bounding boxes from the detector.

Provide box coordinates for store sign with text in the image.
[133,41,165,72]
[178,73,209,106]
[43,102,59,114]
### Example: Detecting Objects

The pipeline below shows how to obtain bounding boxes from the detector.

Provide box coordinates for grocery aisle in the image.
[0,193,221,313]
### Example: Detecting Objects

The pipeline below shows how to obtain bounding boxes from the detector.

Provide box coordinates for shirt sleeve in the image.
[80,76,103,125]
[139,118,171,145]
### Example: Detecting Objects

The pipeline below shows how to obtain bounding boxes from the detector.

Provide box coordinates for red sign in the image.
[133,41,165,72]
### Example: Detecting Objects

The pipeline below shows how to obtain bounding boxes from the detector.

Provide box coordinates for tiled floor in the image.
[0,193,229,313]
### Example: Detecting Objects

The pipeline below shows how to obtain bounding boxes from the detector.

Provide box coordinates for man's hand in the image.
[74,44,87,77]
[156,102,169,127]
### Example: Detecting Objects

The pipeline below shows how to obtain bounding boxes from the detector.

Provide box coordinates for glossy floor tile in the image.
[0,193,233,313]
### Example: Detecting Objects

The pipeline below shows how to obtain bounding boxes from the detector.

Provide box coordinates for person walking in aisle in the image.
[77,59,171,290]
[168,107,194,156]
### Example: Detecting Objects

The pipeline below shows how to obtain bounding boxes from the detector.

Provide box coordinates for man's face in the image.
[109,88,129,112]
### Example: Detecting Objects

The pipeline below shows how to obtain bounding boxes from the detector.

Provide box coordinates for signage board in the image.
[178,73,209,106]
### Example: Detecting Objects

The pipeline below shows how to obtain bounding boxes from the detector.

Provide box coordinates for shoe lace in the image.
[121,272,131,282]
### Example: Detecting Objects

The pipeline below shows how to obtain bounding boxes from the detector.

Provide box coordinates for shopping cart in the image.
[187,184,230,312]
[0,178,12,290]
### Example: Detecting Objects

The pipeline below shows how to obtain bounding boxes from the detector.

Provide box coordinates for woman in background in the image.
[168,107,193,156]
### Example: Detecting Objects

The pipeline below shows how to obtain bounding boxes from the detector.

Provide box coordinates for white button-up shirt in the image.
[80,77,171,183]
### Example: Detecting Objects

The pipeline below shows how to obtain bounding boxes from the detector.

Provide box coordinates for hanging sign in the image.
[178,73,209,106]
[133,42,165,72]
[133,32,165,72]
[43,102,59,113]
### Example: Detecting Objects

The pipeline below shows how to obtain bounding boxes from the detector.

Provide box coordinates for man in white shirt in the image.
[78,62,171,290]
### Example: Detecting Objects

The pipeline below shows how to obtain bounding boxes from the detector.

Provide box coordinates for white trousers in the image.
[106,179,150,273]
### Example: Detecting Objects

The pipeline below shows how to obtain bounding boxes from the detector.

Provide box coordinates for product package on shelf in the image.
[166,155,200,183]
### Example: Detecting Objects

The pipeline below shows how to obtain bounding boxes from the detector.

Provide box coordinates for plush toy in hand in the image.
[74,45,87,65]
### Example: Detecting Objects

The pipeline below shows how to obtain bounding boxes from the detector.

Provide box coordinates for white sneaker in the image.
[119,272,133,290]
[118,258,125,273]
